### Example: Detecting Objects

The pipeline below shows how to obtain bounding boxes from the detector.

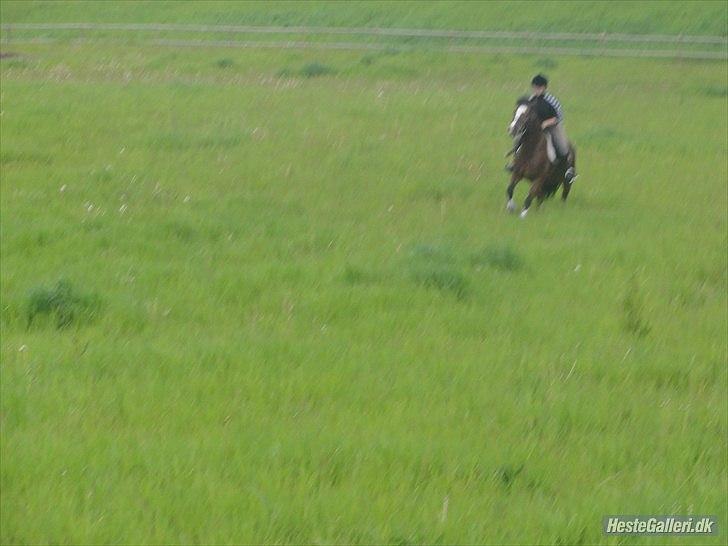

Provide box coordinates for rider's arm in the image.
[536,97,559,129]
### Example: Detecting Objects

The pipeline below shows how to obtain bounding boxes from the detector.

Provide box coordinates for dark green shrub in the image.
[470,244,524,272]
[300,62,336,78]
[27,280,101,329]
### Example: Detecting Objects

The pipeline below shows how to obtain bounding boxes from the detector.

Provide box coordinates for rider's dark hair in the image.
[531,74,548,87]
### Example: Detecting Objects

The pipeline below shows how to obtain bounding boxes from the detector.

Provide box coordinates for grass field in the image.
[3,0,728,34]
[1,1,727,544]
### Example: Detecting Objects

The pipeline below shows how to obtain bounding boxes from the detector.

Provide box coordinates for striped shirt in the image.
[543,92,564,122]
[531,91,564,122]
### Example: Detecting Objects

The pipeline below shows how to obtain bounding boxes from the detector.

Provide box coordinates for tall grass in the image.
[0,3,726,544]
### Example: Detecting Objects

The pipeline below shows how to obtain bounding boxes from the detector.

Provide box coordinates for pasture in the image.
[1,1,726,544]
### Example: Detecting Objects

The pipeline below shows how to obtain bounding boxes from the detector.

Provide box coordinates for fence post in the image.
[678,33,684,60]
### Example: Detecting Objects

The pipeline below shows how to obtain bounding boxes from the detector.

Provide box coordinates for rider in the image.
[530,74,576,183]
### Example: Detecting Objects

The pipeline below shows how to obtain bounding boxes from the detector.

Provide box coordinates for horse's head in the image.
[508,96,535,138]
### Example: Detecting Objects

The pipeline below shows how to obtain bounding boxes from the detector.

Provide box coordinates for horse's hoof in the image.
[506,199,516,213]
[520,209,529,219]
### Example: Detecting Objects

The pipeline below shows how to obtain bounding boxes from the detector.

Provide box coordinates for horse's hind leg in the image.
[561,148,576,201]
[564,145,577,191]
[561,179,572,201]
[506,174,521,213]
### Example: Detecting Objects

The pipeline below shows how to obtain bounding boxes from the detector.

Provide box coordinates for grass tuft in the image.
[702,85,728,98]
[215,58,234,69]
[342,265,379,286]
[534,57,558,69]
[494,464,524,490]
[410,266,470,299]
[408,243,469,299]
[26,279,101,330]
[622,277,651,338]
[280,62,337,79]
[470,244,524,272]
[300,62,336,78]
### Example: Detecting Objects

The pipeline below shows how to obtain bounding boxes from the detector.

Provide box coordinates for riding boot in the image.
[565,166,577,184]
[558,155,576,184]
[564,158,577,184]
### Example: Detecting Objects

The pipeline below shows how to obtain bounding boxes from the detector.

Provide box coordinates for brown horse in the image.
[506,97,576,217]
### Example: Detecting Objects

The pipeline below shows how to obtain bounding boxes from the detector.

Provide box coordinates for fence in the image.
[1,22,727,60]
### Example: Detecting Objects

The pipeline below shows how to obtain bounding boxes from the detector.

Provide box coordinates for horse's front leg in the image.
[520,178,543,218]
[506,173,521,213]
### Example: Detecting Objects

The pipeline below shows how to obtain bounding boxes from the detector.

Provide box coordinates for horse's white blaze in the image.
[508,104,528,133]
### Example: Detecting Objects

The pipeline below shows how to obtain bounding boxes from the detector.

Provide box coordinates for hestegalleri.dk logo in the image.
[603,515,718,535]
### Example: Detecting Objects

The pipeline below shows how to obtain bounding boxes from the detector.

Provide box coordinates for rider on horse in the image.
[508,74,577,184]
[530,74,576,184]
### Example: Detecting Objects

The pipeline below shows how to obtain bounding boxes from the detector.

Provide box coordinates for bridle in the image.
[509,101,531,141]
[510,107,529,148]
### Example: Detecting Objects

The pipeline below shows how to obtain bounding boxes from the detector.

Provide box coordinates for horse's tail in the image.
[542,180,560,198]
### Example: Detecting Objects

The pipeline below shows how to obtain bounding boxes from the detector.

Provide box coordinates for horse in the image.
[505,97,576,217]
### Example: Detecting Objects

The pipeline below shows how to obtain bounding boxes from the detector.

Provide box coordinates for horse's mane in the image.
[517,96,540,135]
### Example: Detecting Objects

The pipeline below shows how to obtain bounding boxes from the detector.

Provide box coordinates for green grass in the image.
[2,0,727,35]
[1,2,727,544]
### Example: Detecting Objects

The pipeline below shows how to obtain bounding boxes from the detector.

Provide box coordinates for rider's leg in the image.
[550,123,570,159]
[551,123,577,183]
